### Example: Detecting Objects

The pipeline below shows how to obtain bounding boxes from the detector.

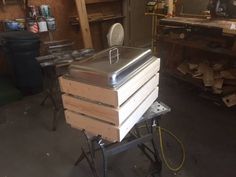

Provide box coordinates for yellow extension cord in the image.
[139,125,185,172]
[158,126,185,172]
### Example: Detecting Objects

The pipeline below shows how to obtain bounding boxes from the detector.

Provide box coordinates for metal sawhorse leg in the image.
[75,117,163,177]
[74,101,170,177]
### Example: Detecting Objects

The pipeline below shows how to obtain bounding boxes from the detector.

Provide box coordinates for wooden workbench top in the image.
[161,17,236,35]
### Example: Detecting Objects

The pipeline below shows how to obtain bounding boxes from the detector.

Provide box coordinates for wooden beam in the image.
[75,0,93,48]
[85,0,118,4]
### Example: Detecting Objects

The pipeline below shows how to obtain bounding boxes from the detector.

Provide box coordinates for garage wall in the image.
[0,1,83,48]
[123,0,152,47]
[0,0,123,74]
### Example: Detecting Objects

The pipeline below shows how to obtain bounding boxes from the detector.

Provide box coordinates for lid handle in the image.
[109,47,119,64]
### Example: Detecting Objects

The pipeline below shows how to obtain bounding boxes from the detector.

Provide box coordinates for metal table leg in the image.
[151,118,162,172]
[74,116,165,177]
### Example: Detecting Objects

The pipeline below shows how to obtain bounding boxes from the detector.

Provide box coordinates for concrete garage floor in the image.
[0,75,236,177]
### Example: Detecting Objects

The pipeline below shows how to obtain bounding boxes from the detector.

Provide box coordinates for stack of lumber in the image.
[177,60,236,107]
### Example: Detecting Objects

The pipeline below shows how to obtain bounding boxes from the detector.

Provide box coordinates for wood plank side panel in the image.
[119,87,159,141]
[62,94,119,125]
[59,58,160,108]
[62,73,159,126]
[65,87,159,142]
[118,73,159,124]
[59,77,119,107]
[65,110,119,142]
[117,58,160,105]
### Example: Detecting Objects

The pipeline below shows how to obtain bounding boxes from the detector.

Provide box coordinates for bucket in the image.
[46,17,56,31]
[27,5,39,18]
[27,20,39,33]
[37,18,48,32]
[15,18,26,30]
[4,20,20,31]
[40,5,51,17]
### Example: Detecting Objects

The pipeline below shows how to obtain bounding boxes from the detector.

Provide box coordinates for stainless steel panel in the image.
[69,46,155,88]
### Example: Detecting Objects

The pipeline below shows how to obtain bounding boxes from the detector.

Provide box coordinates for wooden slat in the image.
[65,110,119,142]
[223,93,236,107]
[62,74,159,125]
[118,74,159,124]
[59,58,160,107]
[65,87,159,142]
[59,76,118,107]
[62,94,119,125]
[119,87,159,141]
[117,58,160,105]
[75,0,93,48]
[85,0,118,4]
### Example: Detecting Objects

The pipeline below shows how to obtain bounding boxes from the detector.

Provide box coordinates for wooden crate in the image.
[62,74,159,126]
[59,58,160,142]
[65,87,159,142]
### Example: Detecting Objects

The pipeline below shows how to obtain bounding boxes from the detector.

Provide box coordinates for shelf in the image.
[145,13,166,17]
[164,69,226,104]
[160,36,236,57]
[70,15,125,26]
[85,0,119,4]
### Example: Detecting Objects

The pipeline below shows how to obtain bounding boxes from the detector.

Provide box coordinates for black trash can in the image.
[0,31,43,95]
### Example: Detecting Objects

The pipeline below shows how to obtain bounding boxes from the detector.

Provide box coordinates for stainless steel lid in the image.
[69,46,154,88]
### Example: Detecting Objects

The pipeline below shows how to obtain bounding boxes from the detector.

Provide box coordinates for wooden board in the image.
[223,93,236,107]
[85,0,118,4]
[62,74,159,126]
[117,59,160,105]
[75,0,93,48]
[65,87,159,142]
[59,58,160,107]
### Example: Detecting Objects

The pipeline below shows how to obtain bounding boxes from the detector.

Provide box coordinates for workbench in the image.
[160,17,236,35]
[159,17,236,104]
[74,101,170,177]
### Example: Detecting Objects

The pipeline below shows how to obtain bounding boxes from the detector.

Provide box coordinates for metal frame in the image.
[75,102,170,177]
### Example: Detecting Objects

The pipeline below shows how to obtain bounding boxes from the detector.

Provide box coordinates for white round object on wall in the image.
[107,23,124,47]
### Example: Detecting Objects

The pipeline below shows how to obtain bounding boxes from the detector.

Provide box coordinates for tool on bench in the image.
[208,0,236,18]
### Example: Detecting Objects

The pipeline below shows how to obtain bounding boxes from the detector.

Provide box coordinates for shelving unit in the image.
[159,17,236,105]
[160,36,236,57]
[72,0,123,50]
[69,15,124,26]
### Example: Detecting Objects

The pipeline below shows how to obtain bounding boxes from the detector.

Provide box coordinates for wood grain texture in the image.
[62,74,159,125]
[0,0,122,49]
[65,110,119,142]
[59,58,160,108]
[117,58,160,105]
[119,87,159,140]
[59,76,118,107]
[75,0,93,48]
[85,0,118,4]
[65,87,159,142]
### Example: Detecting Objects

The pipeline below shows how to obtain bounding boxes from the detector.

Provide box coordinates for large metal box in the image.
[69,46,154,88]
[59,47,160,142]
